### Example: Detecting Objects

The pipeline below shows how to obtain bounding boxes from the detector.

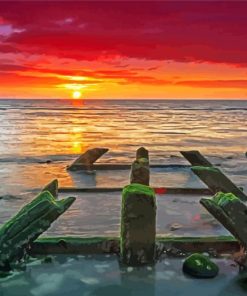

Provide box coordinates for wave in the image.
[0,154,75,164]
[1,106,247,112]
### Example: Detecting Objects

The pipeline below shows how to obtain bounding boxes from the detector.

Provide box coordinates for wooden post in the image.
[67,148,109,171]
[0,191,75,270]
[200,192,247,247]
[130,147,150,186]
[192,166,247,201]
[136,147,149,160]
[42,179,58,198]
[180,150,213,166]
[120,183,156,265]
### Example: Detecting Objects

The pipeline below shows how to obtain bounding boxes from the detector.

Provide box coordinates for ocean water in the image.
[0,99,246,237]
[0,254,245,296]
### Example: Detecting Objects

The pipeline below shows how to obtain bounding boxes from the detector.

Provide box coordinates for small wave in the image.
[0,154,76,164]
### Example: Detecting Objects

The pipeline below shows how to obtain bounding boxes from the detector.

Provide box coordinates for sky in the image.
[0,1,247,100]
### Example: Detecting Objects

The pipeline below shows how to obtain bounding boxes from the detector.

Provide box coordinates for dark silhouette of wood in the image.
[180,150,213,166]
[67,148,108,171]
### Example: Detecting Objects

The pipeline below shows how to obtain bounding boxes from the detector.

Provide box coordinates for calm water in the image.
[0,254,245,296]
[0,99,246,237]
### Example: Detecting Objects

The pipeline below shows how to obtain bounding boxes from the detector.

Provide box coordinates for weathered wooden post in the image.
[67,147,109,171]
[42,179,58,198]
[130,147,150,185]
[120,183,156,265]
[136,146,149,160]
[0,190,75,271]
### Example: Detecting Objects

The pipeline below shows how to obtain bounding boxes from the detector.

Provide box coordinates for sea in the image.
[0,99,246,237]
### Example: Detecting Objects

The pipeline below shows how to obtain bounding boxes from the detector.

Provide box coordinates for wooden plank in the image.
[192,166,247,201]
[0,191,75,270]
[29,236,239,256]
[67,148,109,171]
[68,163,190,170]
[41,179,58,198]
[58,187,211,195]
[180,150,213,166]
[200,194,247,247]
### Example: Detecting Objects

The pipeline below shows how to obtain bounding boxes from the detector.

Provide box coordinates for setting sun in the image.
[72,91,82,99]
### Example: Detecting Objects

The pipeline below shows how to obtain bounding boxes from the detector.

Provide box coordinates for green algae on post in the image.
[183,253,219,278]
[0,191,75,271]
[41,179,59,199]
[192,166,219,173]
[120,183,156,266]
[213,192,239,207]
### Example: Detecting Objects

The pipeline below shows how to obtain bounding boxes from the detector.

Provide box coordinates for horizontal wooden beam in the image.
[58,187,212,195]
[68,163,190,171]
[30,236,239,256]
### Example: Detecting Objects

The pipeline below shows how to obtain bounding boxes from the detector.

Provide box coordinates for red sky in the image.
[0,1,247,99]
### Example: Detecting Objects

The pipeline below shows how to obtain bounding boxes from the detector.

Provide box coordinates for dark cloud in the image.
[0,1,246,66]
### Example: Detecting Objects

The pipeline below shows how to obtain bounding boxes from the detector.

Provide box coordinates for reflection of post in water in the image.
[119,263,156,296]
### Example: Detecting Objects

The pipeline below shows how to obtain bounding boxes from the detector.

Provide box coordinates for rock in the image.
[0,194,21,200]
[42,256,53,264]
[170,223,183,231]
[183,253,219,278]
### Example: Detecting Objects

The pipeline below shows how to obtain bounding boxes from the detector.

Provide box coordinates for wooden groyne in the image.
[1,147,246,271]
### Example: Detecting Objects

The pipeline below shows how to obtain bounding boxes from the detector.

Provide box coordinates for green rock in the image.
[183,253,219,278]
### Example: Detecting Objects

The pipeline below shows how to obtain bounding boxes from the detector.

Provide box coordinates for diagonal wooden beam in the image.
[192,166,247,201]
[67,148,109,171]
[180,150,247,201]
[180,150,213,166]
[200,193,247,248]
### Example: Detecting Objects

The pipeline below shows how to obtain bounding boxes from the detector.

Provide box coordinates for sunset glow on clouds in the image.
[0,1,247,99]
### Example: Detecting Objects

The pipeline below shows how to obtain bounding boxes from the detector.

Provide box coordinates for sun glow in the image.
[72,91,82,99]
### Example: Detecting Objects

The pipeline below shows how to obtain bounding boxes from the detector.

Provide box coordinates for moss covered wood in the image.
[130,158,150,186]
[41,179,58,198]
[180,150,213,167]
[0,191,75,270]
[67,148,108,170]
[192,166,247,201]
[136,147,149,161]
[120,183,156,265]
[200,192,247,247]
